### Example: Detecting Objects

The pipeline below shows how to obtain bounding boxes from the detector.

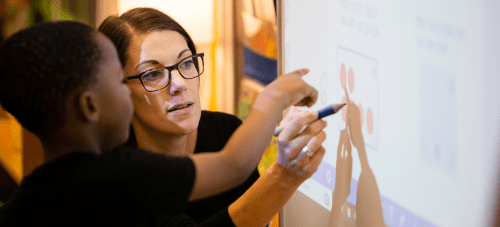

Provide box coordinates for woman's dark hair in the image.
[98,7,197,67]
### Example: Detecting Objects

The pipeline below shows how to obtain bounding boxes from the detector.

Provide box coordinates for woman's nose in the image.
[169,70,188,94]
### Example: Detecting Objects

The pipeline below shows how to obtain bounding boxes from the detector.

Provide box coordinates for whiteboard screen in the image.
[279,0,500,226]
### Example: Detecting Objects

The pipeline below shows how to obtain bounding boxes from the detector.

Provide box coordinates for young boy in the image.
[0,21,325,226]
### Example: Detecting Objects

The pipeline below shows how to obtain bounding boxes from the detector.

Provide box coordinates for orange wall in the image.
[0,115,23,185]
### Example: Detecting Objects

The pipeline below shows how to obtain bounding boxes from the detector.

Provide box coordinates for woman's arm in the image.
[227,108,327,227]
[189,69,319,201]
[227,151,325,227]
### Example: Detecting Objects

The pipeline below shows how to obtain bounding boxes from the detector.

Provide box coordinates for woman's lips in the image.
[167,103,194,114]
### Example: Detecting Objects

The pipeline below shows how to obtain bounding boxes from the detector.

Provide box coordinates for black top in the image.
[164,209,235,227]
[122,110,258,225]
[0,147,221,227]
[184,111,260,223]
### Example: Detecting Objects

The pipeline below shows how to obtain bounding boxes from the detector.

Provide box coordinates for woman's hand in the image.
[253,69,318,113]
[276,107,327,177]
[227,107,327,227]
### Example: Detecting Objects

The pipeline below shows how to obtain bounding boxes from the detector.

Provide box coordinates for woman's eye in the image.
[180,60,193,69]
[142,70,163,82]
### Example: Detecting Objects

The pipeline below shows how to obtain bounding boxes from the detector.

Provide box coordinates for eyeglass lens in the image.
[141,55,204,91]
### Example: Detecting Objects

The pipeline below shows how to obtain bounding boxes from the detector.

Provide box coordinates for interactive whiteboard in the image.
[278,0,500,226]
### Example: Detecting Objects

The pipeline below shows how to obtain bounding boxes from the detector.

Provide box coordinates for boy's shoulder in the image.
[15,146,196,200]
[0,147,196,225]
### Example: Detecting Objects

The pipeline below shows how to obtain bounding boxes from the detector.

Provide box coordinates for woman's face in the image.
[124,30,201,135]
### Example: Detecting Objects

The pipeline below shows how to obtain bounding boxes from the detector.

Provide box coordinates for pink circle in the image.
[359,103,364,128]
[341,96,347,122]
[340,64,346,89]
[348,67,354,93]
[367,108,373,134]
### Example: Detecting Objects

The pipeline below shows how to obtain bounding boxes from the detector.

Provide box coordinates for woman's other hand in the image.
[275,107,327,178]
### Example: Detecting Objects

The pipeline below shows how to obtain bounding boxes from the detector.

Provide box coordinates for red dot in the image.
[367,108,373,134]
[359,103,364,128]
[341,96,347,122]
[348,67,354,93]
[340,64,346,89]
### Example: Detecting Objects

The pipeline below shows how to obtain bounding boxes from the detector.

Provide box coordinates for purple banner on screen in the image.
[310,162,436,227]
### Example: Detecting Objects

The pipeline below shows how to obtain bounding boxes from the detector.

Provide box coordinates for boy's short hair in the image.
[0,21,102,136]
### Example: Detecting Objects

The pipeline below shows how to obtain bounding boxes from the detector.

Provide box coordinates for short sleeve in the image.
[197,207,236,227]
[103,147,196,217]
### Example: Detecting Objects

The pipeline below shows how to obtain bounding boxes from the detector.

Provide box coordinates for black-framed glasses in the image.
[126,53,204,92]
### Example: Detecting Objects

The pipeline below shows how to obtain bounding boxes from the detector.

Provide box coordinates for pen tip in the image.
[331,103,346,112]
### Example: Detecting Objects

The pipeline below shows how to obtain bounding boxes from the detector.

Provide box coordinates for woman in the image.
[98,7,326,226]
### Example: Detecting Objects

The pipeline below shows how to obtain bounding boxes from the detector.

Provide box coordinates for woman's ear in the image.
[78,91,99,123]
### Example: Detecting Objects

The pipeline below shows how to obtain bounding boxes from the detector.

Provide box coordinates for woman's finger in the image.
[294,87,318,108]
[285,119,327,161]
[304,146,326,175]
[285,69,317,108]
[279,106,301,127]
[286,68,310,78]
[289,130,326,171]
[299,119,328,138]
[278,111,319,143]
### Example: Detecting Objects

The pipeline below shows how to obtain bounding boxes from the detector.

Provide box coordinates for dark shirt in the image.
[164,209,234,227]
[184,111,260,223]
[0,147,200,226]
[123,111,258,225]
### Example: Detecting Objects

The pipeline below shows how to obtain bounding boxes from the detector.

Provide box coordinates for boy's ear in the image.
[78,91,99,123]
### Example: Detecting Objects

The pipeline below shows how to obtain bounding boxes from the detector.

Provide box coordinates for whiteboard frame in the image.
[277,0,334,226]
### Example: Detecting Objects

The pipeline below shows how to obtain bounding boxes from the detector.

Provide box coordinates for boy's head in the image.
[0,21,133,151]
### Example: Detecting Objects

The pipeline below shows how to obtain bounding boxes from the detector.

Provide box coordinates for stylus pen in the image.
[273,103,346,137]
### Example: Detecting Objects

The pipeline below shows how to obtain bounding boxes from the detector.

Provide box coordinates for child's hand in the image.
[344,87,364,149]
